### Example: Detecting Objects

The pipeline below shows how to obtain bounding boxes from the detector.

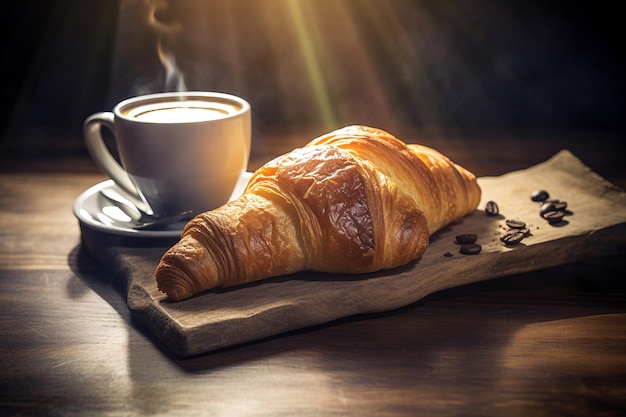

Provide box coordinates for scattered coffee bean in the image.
[505,219,526,229]
[455,233,477,244]
[500,230,525,246]
[485,201,499,216]
[542,199,567,210]
[531,189,549,202]
[518,227,531,236]
[543,210,565,224]
[460,244,482,255]
[540,201,558,217]
[541,201,567,216]
[444,252,454,257]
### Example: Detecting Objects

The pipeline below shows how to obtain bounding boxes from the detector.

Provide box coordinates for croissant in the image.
[156,125,481,301]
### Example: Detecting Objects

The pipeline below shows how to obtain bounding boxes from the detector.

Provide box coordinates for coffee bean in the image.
[455,234,477,244]
[485,201,499,216]
[518,227,530,236]
[540,202,558,217]
[505,219,526,229]
[500,230,525,245]
[531,189,549,202]
[544,210,565,224]
[460,244,482,255]
[542,199,567,210]
[553,201,567,211]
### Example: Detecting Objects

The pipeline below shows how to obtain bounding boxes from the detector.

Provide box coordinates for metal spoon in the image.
[132,210,194,230]
[100,187,193,230]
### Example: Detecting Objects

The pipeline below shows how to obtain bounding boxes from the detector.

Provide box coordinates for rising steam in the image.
[146,0,187,92]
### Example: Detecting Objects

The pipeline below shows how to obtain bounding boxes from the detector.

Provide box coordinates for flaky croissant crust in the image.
[156,126,481,301]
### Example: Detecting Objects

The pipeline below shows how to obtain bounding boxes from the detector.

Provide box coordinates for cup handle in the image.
[83,112,142,200]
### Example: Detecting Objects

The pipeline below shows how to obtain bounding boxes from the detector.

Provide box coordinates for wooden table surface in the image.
[1,128,625,416]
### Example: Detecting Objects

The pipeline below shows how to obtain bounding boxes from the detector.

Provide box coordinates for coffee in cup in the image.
[83,91,251,217]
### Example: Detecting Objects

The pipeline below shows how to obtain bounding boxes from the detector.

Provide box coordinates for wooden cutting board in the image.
[86,150,626,356]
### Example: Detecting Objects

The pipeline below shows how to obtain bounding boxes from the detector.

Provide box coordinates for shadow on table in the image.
[69,240,626,363]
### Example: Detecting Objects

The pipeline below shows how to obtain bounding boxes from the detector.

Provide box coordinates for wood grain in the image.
[77,150,626,356]
[1,131,626,416]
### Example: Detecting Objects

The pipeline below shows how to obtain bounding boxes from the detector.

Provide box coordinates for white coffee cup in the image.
[84,91,251,217]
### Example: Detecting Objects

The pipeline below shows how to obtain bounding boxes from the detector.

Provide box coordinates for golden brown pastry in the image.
[156,125,481,301]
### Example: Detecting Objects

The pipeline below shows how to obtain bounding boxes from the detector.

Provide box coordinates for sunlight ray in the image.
[287,0,337,128]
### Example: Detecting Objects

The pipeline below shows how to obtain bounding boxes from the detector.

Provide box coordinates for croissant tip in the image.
[163,291,185,302]
[156,262,194,302]
[157,281,191,302]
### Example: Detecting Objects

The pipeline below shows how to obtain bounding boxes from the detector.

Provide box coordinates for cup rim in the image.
[113,91,250,124]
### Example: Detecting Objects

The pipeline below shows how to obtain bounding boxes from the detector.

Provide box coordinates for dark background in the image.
[1,0,624,159]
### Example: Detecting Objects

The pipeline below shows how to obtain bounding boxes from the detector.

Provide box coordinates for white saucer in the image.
[73,172,252,238]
